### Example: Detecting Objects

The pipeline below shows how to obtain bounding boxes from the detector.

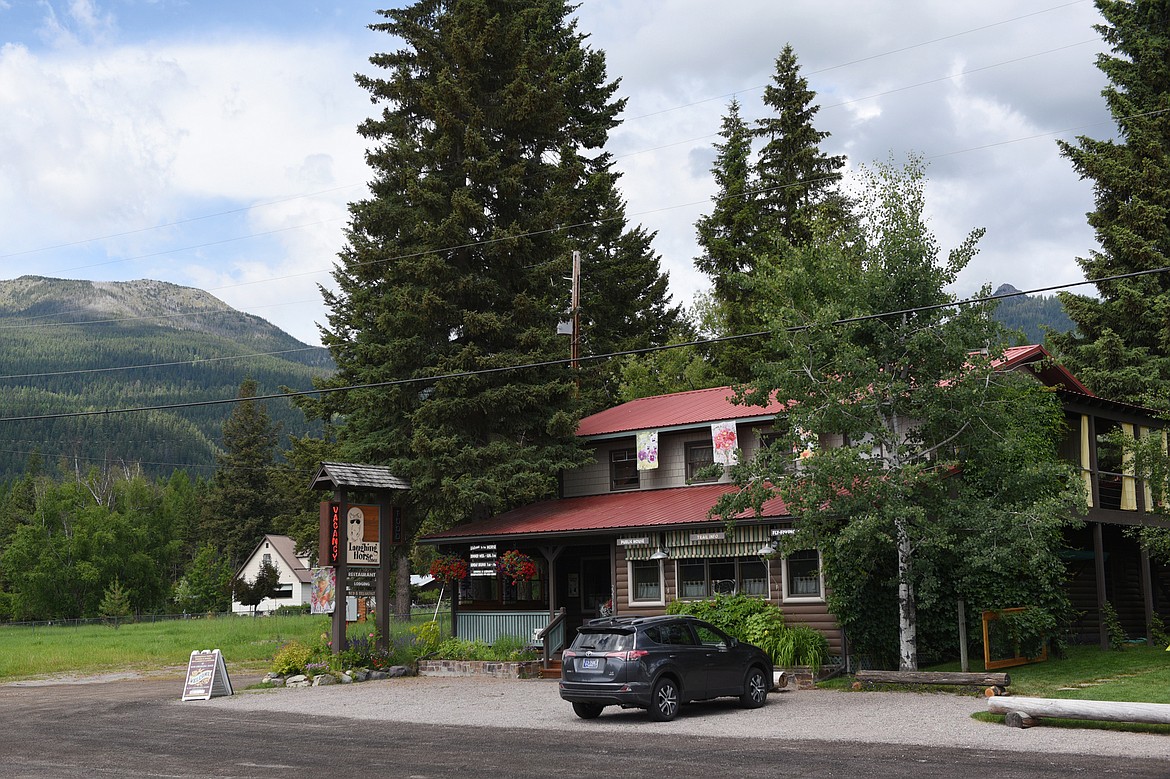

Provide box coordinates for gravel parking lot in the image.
[203,675,1169,760]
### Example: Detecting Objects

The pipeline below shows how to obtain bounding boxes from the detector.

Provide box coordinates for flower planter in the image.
[774,666,818,690]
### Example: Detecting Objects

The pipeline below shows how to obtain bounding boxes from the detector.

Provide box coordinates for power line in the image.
[0,267,1159,426]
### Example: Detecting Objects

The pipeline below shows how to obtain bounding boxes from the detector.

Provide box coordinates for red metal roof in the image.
[992,344,1092,395]
[424,483,789,542]
[577,386,785,437]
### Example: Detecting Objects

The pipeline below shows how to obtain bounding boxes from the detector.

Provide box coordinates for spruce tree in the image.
[199,378,280,566]
[1052,0,1170,409]
[754,45,850,248]
[319,0,672,535]
[694,98,763,382]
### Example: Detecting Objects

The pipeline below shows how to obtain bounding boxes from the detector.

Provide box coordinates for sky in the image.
[0,0,1112,347]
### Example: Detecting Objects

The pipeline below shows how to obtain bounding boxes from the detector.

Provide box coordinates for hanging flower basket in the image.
[429,554,469,584]
[497,549,539,584]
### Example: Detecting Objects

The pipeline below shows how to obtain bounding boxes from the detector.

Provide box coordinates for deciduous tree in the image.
[716,158,1081,669]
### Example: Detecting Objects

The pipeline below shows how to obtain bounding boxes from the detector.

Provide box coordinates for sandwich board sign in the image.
[181,649,233,701]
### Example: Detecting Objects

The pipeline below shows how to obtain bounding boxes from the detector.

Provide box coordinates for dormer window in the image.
[610,448,639,491]
[685,441,718,482]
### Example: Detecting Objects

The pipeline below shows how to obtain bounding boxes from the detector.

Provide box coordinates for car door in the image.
[691,622,744,696]
[651,623,707,700]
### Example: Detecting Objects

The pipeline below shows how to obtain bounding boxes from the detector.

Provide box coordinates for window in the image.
[785,549,822,600]
[610,448,639,491]
[272,583,293,599]
[685,441,718,482]
[629,560,662,603]
[675,558,770,599]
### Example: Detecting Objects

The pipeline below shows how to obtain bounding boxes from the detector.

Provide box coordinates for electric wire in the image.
[0,266,1161,426]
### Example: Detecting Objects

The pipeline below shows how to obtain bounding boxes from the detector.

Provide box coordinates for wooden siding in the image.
[563,421,776,498]
[612,546,844,655]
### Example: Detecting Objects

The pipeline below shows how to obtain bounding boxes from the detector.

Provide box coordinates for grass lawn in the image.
[825,643,1170,735]
[0,613,446,681]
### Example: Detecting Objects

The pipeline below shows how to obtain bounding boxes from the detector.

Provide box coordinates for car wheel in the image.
[740,667,768,709]
[648,677,680,721]
[572,702,604,719]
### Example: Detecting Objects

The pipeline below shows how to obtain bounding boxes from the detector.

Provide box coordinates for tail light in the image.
[608,650,648,661]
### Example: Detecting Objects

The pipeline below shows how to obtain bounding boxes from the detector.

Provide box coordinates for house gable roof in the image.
[423,483,788,543]
[576,386,786,438]
[237,534,313,584]
[993,344,1092,395]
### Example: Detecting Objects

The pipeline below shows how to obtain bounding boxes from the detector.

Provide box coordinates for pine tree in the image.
[199,379,280,566]
[754,45,849,248]
[694,98,764,382]
[98,577,133,627]
[319,0,671,535]
[1052,0,1170,409]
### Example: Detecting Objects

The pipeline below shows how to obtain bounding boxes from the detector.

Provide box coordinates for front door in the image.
[580,556,611,620]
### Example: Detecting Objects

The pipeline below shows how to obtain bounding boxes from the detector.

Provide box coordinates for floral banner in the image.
[310,566,336,615]
[636,430,659,470]
[711,421,738,465]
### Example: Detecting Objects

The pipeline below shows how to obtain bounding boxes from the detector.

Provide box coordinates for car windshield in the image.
[573,630,633,652]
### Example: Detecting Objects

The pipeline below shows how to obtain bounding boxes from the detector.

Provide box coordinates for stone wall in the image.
[417,660,544,679]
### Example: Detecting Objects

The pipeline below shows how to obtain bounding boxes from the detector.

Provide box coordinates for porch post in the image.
[332,487,349,655]
[1093,522,1108,650]
[1141,546,1155,646]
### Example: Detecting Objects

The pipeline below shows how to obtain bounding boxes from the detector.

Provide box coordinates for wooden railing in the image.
[537,607,567,671]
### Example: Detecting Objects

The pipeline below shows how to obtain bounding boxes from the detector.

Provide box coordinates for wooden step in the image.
[540,660,562,679]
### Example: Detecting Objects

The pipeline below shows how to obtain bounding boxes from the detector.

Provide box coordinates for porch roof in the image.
[421,483,789,544]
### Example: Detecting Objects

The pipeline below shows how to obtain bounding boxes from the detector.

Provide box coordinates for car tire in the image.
[648,677,681,721]
[572,702,604,719]
[740,667,768,708]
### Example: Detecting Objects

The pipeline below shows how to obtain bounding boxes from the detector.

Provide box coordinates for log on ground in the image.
[989,696,1170,726]
[855,670,1011,687]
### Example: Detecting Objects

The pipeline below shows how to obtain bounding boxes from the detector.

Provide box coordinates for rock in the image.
[350,669,370,682]
[313,674,339,686]
[285,674,311,688]
[367,670,389,680]
[339,673,353,684]
[385,666,410,678]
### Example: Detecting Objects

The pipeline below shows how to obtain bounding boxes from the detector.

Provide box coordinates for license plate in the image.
[581,658,599,670]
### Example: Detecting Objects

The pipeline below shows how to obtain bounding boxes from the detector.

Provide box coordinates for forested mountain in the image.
[0,276,333,481]
[990,284,1075,345]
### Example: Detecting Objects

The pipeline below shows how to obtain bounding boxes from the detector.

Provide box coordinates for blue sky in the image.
[1,0,1109,346]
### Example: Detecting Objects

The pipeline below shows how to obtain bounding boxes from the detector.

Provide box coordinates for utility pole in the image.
[570,250,581,370]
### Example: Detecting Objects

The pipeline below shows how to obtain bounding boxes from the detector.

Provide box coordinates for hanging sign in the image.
[346,504,381,565]
[181,649,233,701]
[470,543,498,577]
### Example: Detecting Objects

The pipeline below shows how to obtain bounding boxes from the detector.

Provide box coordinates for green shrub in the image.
[271,640,314,676]
[666,593,783,635]
[411,620,442,656]
[273,604,311,616]
[430,636,536,662]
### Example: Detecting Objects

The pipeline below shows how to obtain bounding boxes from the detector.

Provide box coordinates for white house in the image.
[231,534,313,615]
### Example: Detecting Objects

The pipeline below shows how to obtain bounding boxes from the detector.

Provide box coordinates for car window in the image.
[573,630,632,652]
[693,624,729,648]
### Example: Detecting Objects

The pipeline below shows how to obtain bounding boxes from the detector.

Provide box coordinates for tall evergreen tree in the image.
[694,98,763,382]
[1052,0,1170,409]
[754,44,850,248]
[199,378,280,566]
[319,0,672,540]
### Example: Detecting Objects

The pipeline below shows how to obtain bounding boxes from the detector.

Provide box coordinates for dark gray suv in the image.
[558,614,774,721]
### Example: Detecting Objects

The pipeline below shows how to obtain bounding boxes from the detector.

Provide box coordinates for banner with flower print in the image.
[711,421,738,465]
[636,430,659,470]
[310,566,336,615]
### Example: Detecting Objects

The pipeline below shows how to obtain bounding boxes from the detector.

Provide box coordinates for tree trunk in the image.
[896,515,917,671]
[395,551,411,622]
